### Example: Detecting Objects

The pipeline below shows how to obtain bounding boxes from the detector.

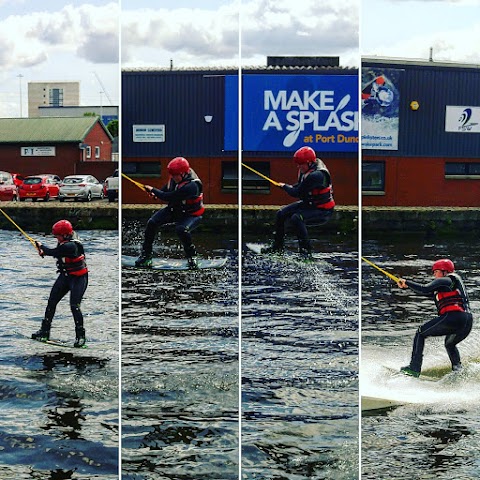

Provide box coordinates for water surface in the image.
[121,226,239,479]
[242,236,359,479]
[0,229,119,479]
[362,236,480,479]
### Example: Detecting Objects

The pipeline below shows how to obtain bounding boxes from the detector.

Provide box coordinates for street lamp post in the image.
[17,74,24,117]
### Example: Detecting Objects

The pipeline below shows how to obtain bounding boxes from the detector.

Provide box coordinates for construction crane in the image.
[92,71,113,105]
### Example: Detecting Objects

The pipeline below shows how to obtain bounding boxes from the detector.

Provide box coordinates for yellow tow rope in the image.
[0,208,39,252]
[121,173,147,191]
[241,163,282,187]
[361,256,400,283]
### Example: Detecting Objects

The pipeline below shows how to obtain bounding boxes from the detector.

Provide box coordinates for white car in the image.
[58,175,105,202]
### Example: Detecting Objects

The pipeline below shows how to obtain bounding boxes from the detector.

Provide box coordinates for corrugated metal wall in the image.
[122,70,231,157]
[363,61,480,157]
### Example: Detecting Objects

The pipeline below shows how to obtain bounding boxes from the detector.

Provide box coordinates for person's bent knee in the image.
[290,213,304,225]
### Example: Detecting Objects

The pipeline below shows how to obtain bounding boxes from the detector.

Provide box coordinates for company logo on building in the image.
[445,106,480,133]
[458,108,478,131]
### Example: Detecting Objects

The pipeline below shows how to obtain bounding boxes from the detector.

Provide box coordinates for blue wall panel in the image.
[122,70,231,157]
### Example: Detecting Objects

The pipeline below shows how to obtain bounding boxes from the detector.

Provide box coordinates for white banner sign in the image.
[21,146,56,156]
[445,106,480,133]
[133,124,165,142]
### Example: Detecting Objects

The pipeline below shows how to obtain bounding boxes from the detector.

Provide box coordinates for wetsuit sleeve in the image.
[282,170,326,198]
[151,182,198,202]
[405,277,452,296]
[41,242,78,258]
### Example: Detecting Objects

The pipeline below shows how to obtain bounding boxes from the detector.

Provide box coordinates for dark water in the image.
[0,230,119,479]
[361,236,480,480]
[242,236,359,479]
[121,225,239,479]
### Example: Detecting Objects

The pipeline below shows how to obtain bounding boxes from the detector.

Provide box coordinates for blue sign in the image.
[224,75,239,151]
[101,115,118,126]
[225,74,358,152]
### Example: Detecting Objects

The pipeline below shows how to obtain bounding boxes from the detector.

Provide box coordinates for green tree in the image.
[106,119,118,138]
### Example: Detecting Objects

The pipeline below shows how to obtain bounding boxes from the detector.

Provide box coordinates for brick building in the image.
[0,117,116,181]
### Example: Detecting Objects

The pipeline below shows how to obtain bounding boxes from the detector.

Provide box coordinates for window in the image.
[221,162,238,192]
[123,162,161,176]
[445,162,480,178]
[242,162,270,193]
[362,162,385,193]
[86,146,91,159]
[95,146,100,159]
[49,88,64,107]
[221,161,271,194]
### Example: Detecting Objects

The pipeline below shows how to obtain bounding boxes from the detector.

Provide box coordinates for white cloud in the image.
[122,3,240,67]
[122,0,358,68]
[364,17,480,64]
[242,0,358,64]
[0,2,119,70]
[0,2,120,118]
[362,0,480,63]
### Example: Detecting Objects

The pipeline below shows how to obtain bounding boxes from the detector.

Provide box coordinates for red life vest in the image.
[435,273,469,314]
[436,289,465,314]
[309,185,335,209]
[183,191,205,216]
[175,172,205,216]
[59,240,88,276]
[301,160,335,210]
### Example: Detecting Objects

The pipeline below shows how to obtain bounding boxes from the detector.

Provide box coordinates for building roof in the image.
[122,65,358,74]
[0,117,112,143]
[362,56,480,70]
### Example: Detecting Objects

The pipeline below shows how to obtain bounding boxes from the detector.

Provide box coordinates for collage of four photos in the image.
[0,0,479,479]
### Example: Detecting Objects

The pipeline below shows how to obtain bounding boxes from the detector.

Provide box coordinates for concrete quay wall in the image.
[0,203,477,237]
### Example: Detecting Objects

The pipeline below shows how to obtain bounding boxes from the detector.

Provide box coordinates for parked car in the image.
[36,174,62,184]
[18,175,60,201]
[58,175,104,202]
[11,173,25,186]
[0,171,18,201]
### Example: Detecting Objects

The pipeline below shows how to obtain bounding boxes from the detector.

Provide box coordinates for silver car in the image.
[58,175,105,202]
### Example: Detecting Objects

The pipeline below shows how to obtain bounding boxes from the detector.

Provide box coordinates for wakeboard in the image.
[122,255,228,271]
[383,365,440,382]
[361,396,404,413]
[245,242,267,255]
[16,331,87,349]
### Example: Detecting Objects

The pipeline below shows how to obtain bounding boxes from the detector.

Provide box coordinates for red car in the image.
[0,171,18,201]
[11,173,25,186]
[18,175,60,202]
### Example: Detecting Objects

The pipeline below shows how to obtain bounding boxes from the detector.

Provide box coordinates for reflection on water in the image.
[242,236,359,479]
[362,236,480,480]
[121,227,239,479]
[0,230,119,479]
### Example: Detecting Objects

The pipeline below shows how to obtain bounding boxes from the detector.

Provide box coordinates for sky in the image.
[361,0,480,63]
[0,0,119,118]
[3,0,477,119]
[121,0,359,69]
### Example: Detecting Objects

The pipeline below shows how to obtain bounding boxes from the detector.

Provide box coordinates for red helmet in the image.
[52,220,73,236]
[432,259,455,273]
[167,157,190,176]
[293,146,316,165]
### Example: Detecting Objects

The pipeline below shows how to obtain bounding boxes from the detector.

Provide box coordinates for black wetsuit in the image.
[273,160,334,252]
[41,240,88,338]
[141,170,204,258]
[405,274,473,372]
